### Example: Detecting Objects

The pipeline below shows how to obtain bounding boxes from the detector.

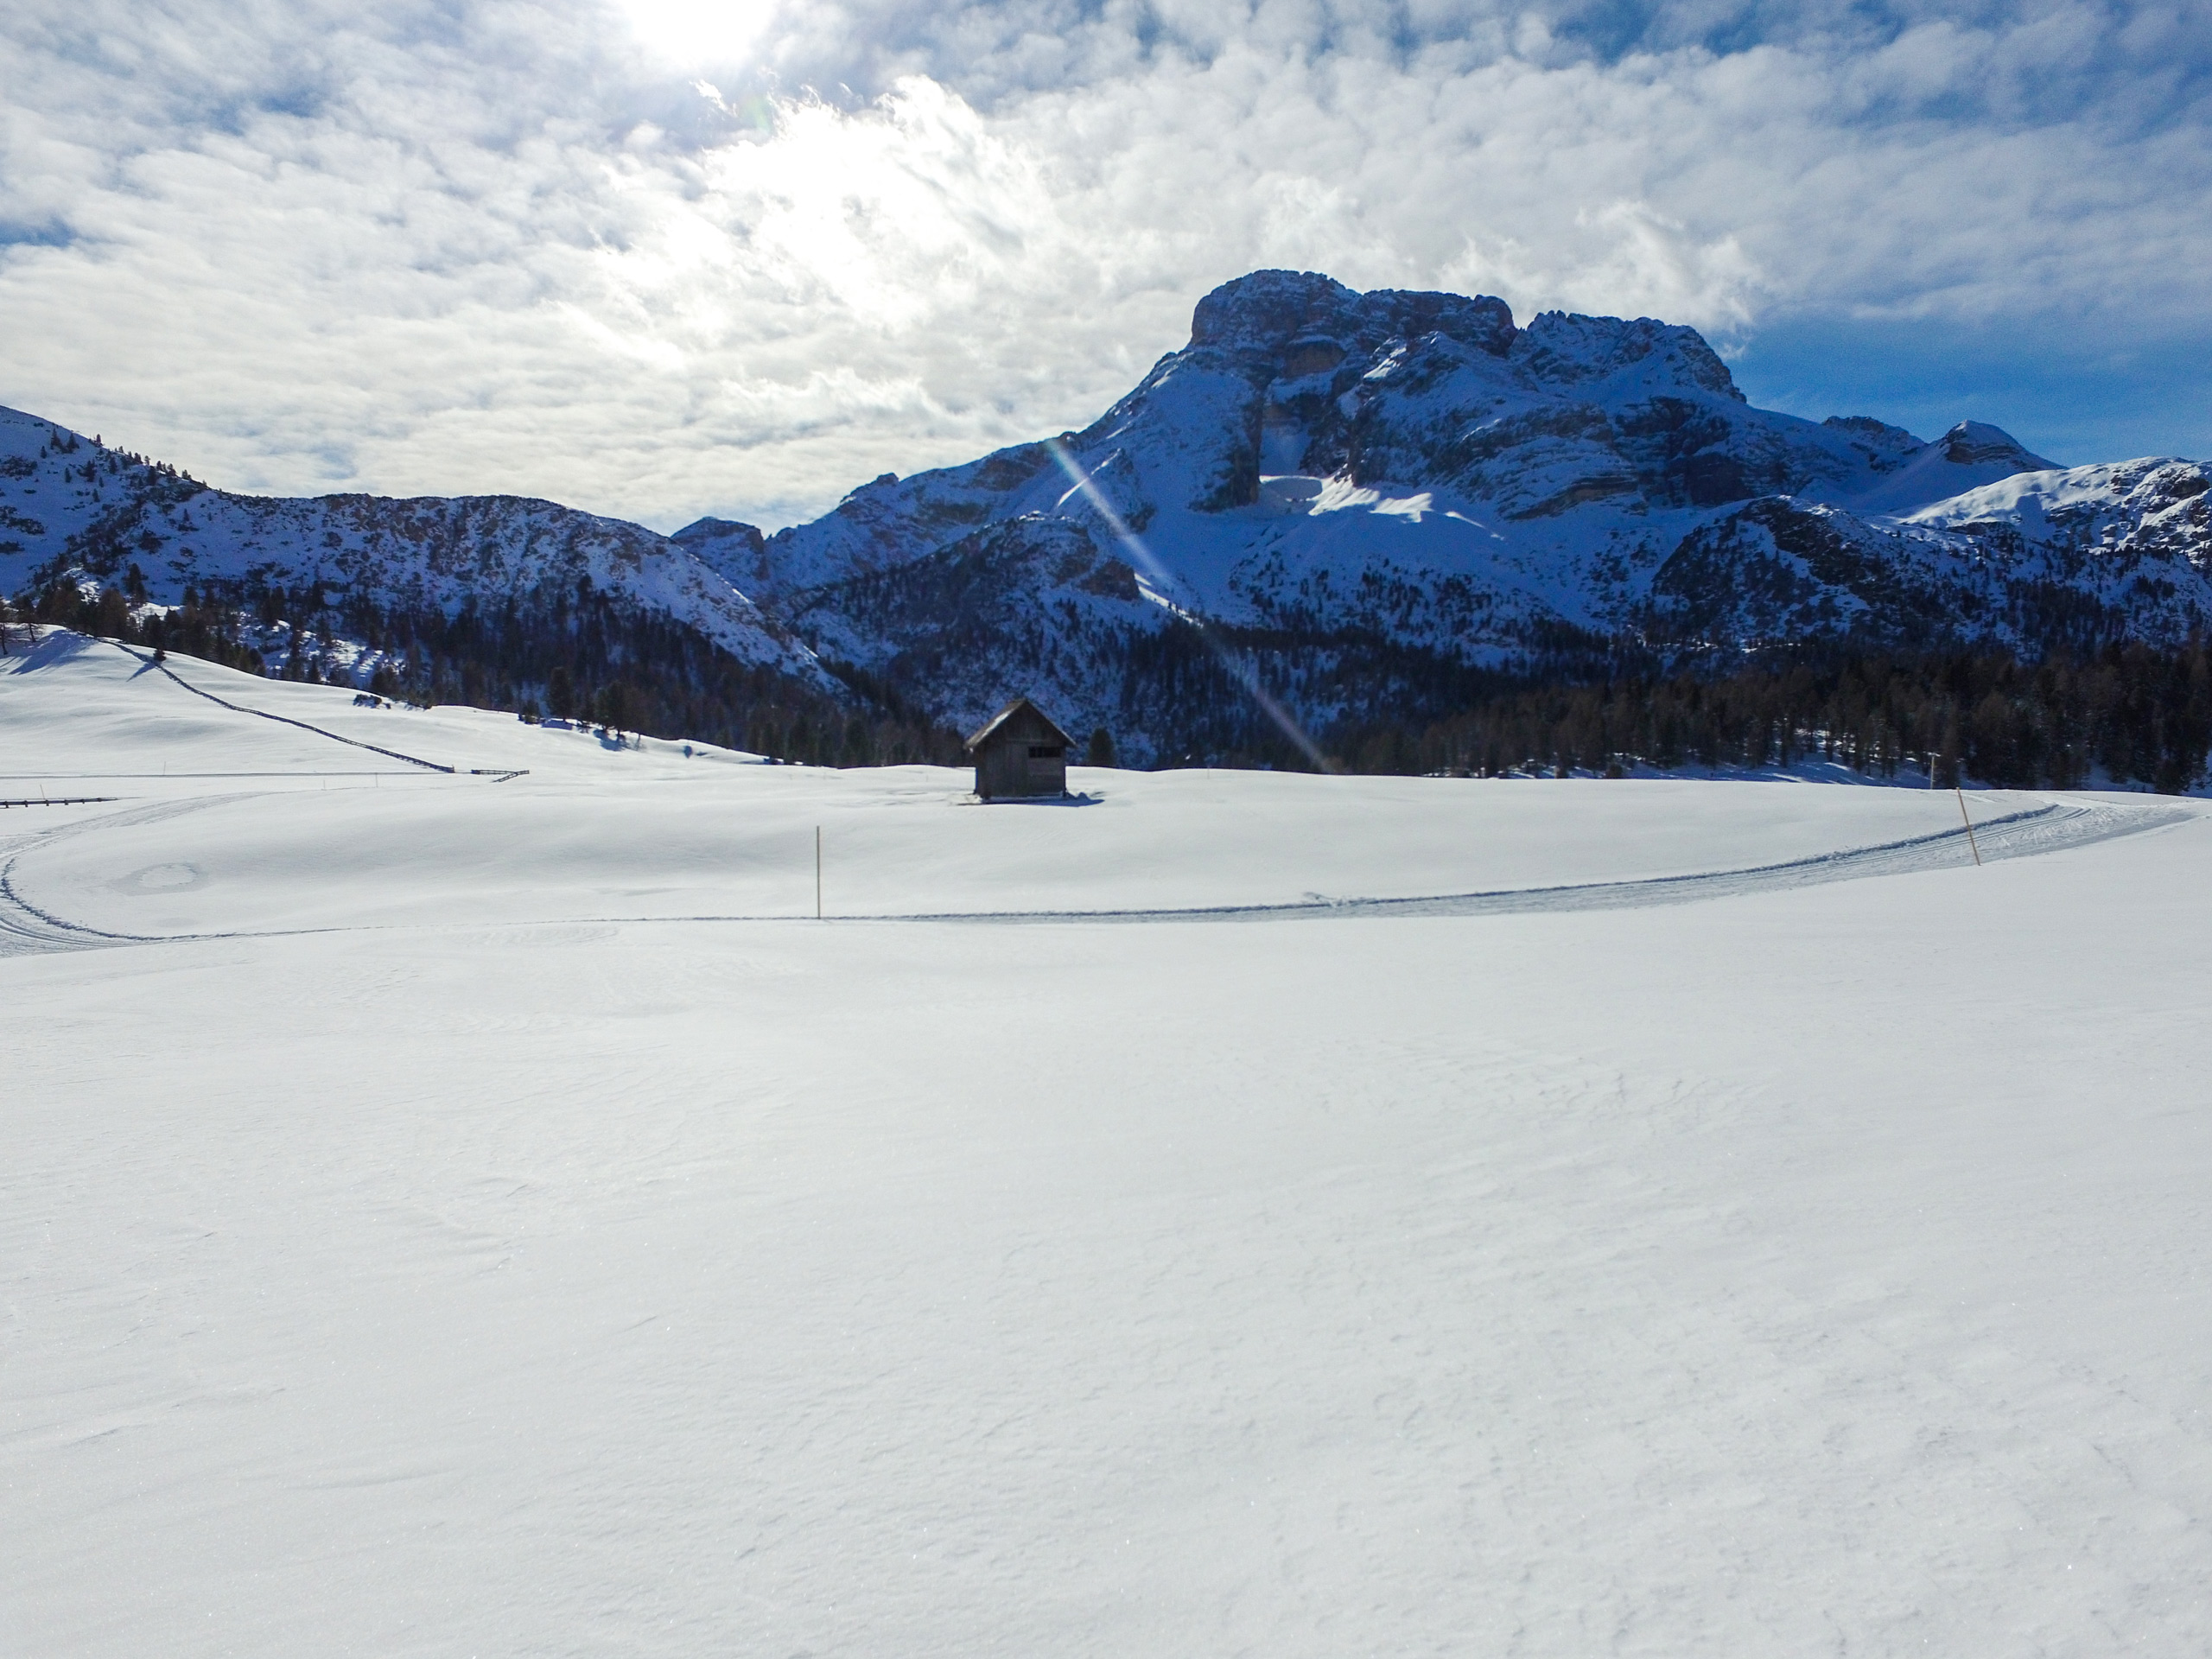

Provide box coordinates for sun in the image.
[616,0,780,67]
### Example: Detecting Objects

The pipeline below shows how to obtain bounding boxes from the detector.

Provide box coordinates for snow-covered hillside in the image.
[677,271,2210,747]
[1646,458,2212,651]
[0,406,825,685]
[8,632,2212,1656]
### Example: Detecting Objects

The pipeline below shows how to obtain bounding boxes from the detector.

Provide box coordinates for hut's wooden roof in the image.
[964,696,1074,753]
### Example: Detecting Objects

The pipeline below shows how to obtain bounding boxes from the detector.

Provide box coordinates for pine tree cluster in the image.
[1331,645,2212,791]
[17,575,266,675]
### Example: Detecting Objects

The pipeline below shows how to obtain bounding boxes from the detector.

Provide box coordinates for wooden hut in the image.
[965,696,1074,800]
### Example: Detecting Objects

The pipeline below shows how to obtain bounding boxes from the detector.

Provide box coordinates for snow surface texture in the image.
[7,634,2212,1656]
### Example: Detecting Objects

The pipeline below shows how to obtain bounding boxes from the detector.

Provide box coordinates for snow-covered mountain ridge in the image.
[0,407,826,687]
[670,270,2209,751]
[8,270,2209,759]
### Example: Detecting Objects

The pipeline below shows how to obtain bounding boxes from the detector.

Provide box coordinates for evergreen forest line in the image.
[1334,645,2212,793]
[9,571,963,768]
[9,572,2209,793]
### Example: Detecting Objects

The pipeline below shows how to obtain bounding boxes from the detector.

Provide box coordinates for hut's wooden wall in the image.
[975,735,1066,798]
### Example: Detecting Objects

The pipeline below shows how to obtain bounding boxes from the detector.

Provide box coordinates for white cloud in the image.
[2,0,2209,531]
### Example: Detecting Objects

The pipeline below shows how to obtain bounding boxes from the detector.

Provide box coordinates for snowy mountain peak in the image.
[1509,311,1744,402]
[1838,420,2061,517]
[709,271,2209,750]
[10,269,2202,765]
[671,515,772,594]
[1939,420,2056,471]
[1188,270,1517,364]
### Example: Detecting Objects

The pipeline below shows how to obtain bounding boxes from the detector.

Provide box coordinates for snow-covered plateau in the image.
[7,630,2211,1655]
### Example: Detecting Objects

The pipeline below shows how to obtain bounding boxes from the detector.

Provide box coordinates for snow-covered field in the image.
[7,629,2211,1656]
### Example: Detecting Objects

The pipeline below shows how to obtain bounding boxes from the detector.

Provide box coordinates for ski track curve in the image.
[910,798,2190,925]
[0,797,2190,959]
[0,796,248,957]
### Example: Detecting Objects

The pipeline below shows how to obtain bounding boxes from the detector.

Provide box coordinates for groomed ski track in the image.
[906,797,2190,924]
[0,794,2189,957]
[0,796,257,956]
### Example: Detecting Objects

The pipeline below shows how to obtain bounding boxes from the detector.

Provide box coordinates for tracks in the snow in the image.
[1,794,2192,960]
[0,797,241,957]
[104,640,460,773]
[891,798,2189,925]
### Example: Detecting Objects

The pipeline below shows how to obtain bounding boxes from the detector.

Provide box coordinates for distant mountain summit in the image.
[6,270,2209,763]
[665,270,2195,754]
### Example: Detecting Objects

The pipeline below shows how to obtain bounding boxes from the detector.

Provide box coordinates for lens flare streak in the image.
[1046,439,1334,772]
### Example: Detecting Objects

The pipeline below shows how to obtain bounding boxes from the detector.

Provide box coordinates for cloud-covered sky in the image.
[5,0,2209,530]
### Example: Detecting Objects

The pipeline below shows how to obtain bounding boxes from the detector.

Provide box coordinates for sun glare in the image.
[618,0,779,67]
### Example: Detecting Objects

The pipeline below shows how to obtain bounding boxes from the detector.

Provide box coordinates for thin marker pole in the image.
[1956,787,1982,867]
[816,824,823,919]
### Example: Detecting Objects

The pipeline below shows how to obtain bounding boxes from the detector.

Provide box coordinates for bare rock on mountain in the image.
[1942,421,2056,469]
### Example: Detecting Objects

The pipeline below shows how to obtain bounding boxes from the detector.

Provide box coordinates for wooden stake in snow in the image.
[816,825,823,920]
[1956,787,1983,867]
